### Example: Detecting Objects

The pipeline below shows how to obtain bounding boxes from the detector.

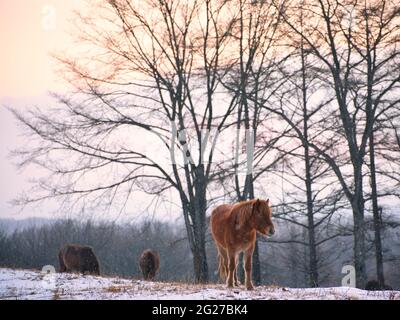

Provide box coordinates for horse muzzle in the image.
[259,227,275,238]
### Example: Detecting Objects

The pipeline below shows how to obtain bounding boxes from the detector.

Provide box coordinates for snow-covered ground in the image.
[0,268,398,300]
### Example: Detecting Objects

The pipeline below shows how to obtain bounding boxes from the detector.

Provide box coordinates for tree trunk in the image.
[252,237,261,285]
[369,131,385,287]
[301,38,319,288]
[247,175,262,285]
[307,222,318,287]
[304,135,319,286]
[352,167,367,289]
[192,238,209,283]
[191,167,209,283]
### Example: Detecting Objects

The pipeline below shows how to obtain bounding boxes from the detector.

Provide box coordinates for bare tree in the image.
[270,0,400,288]
[215,0,287,285]
[10,0,241,283]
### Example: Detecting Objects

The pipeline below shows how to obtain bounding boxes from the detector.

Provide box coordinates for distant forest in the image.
[1,218,399,289]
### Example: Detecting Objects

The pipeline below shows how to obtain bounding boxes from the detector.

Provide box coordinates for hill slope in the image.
[0,268,399,300]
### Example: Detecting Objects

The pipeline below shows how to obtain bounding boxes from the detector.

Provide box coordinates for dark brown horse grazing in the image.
[210,199,275,290]
[58,244,100,275]
[139,249,160,280]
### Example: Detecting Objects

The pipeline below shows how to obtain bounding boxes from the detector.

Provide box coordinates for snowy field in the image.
[0,268,399,300]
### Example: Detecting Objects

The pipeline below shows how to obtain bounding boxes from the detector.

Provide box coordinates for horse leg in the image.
[233,254,241,287]
[58,252,66,273]
[217,245,228,282]
[244,246,255,290]
[226,250,236,288]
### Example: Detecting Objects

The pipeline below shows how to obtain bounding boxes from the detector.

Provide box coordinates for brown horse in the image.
[139,249,160,280]
[58,244,100,275]
[210,199,275,290]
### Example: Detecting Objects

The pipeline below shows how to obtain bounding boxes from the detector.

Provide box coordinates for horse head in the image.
[251,199,275,237]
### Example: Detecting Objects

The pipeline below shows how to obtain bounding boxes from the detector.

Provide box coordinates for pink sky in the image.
[0,1,81,218]
[0,1,178,221]
[0,0,81,97]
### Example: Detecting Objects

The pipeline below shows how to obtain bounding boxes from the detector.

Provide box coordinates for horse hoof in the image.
[246,284,254,290]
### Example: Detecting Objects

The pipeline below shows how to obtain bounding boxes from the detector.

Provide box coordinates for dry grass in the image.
[52,290,61,300]
[105,285,135,293]
[105,286,123,293]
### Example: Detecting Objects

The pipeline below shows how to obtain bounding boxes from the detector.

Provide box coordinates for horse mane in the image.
[232,199,257,229]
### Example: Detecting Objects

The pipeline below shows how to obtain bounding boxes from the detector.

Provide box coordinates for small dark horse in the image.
[139,249,160,280]
[210,199,275,290]
[58,244,100,275]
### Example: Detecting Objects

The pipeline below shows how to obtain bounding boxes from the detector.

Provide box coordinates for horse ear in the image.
[252,199,261,214]
[266,199,270,205]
